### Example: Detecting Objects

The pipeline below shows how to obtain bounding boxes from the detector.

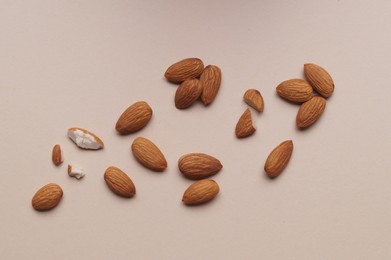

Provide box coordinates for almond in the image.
[32,183,63,211]
[115,101,153,134]
[296,96,326,129]
[264,140,294,178]
[304,63,334,98]
[131,137,167,171]
[178,153,223,180]
[68,164,85,180]
[104,166,136,198]
[182,179,219,205]
[165,58,204,83]
[276,79,313,103]
[175,79,203,109]
[200,65,222,105]
[243,89,264,112]
[235,108,256,138]
[68,127,104,150]
[52,144,63,166]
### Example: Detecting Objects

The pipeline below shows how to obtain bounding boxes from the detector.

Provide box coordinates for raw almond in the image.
[115,101,153,134]
[296,96,326,129]
[235,108,256,138]
[104,166,136,198]
[68,127,104,150]
[304,63,334,98]
[243,89,264,112]
[52,144,63,166]
[165,58,204,83]
[200,65,222,105]
[131,137,167,171]
[178,153,223,180]
[31,183,63,211]
[175,79,203,109]
[276,79,313,103]
[264,140,294,178]
[182,179,219,205]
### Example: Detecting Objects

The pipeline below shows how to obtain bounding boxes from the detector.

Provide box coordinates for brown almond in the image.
[178,153,223,180]
[175,79,203,109]
[296,96,326,129]
[243,89,264,112]
[304,63,334,98]
[165,58,204,83]
[200,65,222,105]
[104,166,136,198]
[235,108,256,138]
[276,79,313,103]
[32,183,63,211]
[182,179,220,205]
[52,144,63,166]
[264,140,294,178]
[115,101,153,134]
[131,137,167,171]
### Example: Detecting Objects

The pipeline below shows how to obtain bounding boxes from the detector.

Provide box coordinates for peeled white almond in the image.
[67,127,104,150]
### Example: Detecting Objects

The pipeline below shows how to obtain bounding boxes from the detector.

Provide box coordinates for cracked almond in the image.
[235,108,256,138]
[243,89,264,112]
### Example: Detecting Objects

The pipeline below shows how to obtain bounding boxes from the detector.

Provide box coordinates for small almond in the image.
[165,58,204,83]
[131,137,167,171]
[32,183,63,211]
[296,96,326,129]
[68,128,104,150]
[235,108,256,138]
[264,140,294,178]
[175,79,203,109]
[178,153,223,180]
[304,63,334,98]
[52,144,63,166]
[200,65,222,105]
[243,89,264,112]
[182,179,220,206]
[115,101,153,134]
[104,166,136,198]
[276,79,313,103]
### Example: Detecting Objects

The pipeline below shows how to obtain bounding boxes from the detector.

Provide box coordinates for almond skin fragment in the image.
[68,127,104,150]
[131,137,167,171]
[235,108,256,138]
[276,79,313,103]
[32,183,63,211]
[104,166,136,198]
[115,101,153,134]
[243,89,264,112]
[296,96,327,129]
[304,63,334,98]
[165,58,204,83]
[52,144,63,166]
[264,140,294,178]
[178,153,223,180]
[200,65,222,105]
[175,79,203,109]
[182,179,220,206]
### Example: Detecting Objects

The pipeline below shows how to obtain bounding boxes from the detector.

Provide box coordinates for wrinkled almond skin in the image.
[296,96,326,129]
[276,79,313,103]
[265,140,293,178]
[243,89,264,112]
[200,65,222,105]
[104,166,136,198]
[32,183,63,211]
[304,63,334,98]
[175,79,203,109]
[115,101,153,134]
[182,179,220,205]
[52,144,63,166]
[178,153,223,180]
[131,137,167,171]
[165,58,204,83]
[235,108,256,138]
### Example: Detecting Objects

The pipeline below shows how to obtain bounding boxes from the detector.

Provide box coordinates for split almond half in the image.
[68,127,104,150]
[243,89,264,112]
[264,140,294,178]
[178,153,223,180]
[175,79,203,109]
[304,63,334,98]
[200,65,222,105]
[182,179,220,206]
[32,183,63,211]
[104,166,136,198]
[115,101,153,134]
[131,137,167,171]
[165,58,204,83]
[235,108,256,138]
[276,79,313,103]
[296,96,326,129]
[52,144,63,166]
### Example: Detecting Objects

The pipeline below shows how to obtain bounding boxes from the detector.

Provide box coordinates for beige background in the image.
[1,0,391,259]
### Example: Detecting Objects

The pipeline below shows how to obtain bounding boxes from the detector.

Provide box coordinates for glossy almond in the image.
[200,65,222,105]
[243,89,264,112]
[115,101,153,134]
[276,79,313,103]
[235,108,256,138]
[104,166,136,198]
[264,140,294,178]
[165,58,204,83]
[178,153,223,180]
[32,183,63,211]
[131,137,167,171]
[182,179,220,205]
[296,96,326,129]
[175,79,203,109]
[304,63,334,98]
[52,144,63,166]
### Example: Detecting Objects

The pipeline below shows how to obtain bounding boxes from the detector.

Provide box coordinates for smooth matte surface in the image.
[1,1,391,259]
